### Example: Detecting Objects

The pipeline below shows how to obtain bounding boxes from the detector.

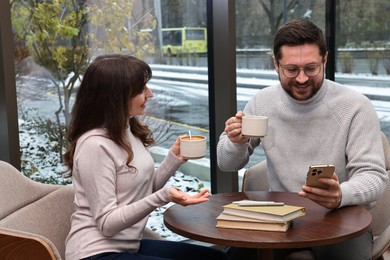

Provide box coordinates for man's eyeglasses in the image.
[278,62,323,78]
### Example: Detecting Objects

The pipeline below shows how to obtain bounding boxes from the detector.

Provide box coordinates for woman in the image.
[64,54,227,260]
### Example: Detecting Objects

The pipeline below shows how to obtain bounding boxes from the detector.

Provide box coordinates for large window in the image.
[335,1,390,138]
[3,0,390,193]
[235,1,325,169]
[8,0,211,187]
[234,0,390,173]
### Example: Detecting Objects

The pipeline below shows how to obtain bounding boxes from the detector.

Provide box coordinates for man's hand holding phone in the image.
[305,164,335,189]
[299,164,342,209]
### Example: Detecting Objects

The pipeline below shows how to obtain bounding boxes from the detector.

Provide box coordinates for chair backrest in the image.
[242,160,269,192]
[0,160,164,260]
[370,132,390,234]
[370,132,390,259]
[0,161,75,260]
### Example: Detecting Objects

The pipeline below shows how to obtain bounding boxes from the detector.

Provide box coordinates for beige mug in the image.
[180,135,207,159]
[241,115,268,138]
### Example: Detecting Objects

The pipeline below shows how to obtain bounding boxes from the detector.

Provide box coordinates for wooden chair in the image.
[242,131,390,260]
[0,228,56,260]
[0,160,162,260]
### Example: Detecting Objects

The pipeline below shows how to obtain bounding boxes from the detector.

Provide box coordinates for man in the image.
[217,19,388,260]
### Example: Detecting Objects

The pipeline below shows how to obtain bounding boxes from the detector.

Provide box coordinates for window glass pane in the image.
[335,0,390,138]
[235,1,325,169]
[234,0,390,188]
[11,0,208,240]
[162,30,183,46]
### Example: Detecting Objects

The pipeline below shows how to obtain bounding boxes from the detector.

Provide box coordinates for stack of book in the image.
[216,200,306,232]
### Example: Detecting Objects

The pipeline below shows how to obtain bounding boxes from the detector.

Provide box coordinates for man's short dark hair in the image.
[273,19,327,61]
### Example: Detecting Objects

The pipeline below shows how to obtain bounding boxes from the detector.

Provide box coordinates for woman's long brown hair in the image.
[63,54,155,176]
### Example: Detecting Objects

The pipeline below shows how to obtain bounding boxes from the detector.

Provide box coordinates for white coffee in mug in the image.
[241,115,268,138]
[180,135,207,159]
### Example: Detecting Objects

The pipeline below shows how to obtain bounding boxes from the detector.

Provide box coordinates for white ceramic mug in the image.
[241,115,268,138]
[180,135,207,159]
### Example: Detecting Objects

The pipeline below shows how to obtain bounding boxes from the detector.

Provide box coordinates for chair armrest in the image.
[0,227,57,260]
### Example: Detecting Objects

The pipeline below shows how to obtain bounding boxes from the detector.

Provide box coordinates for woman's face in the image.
[128,84,154,116]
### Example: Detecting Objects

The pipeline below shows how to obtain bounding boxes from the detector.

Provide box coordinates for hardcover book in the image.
[221,202,305,223]
[216,213,292,232]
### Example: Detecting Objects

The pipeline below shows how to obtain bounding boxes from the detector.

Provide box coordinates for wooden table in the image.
[164,191,372,259]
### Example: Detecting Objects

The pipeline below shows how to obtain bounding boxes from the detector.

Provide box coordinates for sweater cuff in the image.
[158,186,172,204]
[227,138,250,151]
[339,183,352,207]
[161,150,185,172]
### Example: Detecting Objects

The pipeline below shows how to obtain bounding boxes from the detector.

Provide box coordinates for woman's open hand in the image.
[169,188,211,206]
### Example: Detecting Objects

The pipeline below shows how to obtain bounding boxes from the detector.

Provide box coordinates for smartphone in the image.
[305,164,335,189]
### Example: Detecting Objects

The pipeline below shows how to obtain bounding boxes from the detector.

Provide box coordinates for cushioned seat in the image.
[0,160,162,260]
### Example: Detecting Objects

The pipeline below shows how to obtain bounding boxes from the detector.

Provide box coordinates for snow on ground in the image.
[147,171,211,241]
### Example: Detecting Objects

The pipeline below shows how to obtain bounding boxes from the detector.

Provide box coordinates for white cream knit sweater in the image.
[217,79,388,208]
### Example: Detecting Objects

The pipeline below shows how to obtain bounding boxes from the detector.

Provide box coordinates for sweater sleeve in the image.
[337,97,389,207]
[217,131,260,171]
[152,149,185,191]
[217,92,262,172]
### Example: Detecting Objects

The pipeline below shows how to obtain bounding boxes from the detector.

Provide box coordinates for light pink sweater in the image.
[65,127,184,260]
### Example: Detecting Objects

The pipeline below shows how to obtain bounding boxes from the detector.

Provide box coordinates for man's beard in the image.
[281,77,323,101]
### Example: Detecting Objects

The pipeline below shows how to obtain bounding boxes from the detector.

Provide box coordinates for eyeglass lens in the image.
[280,63,321,78]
